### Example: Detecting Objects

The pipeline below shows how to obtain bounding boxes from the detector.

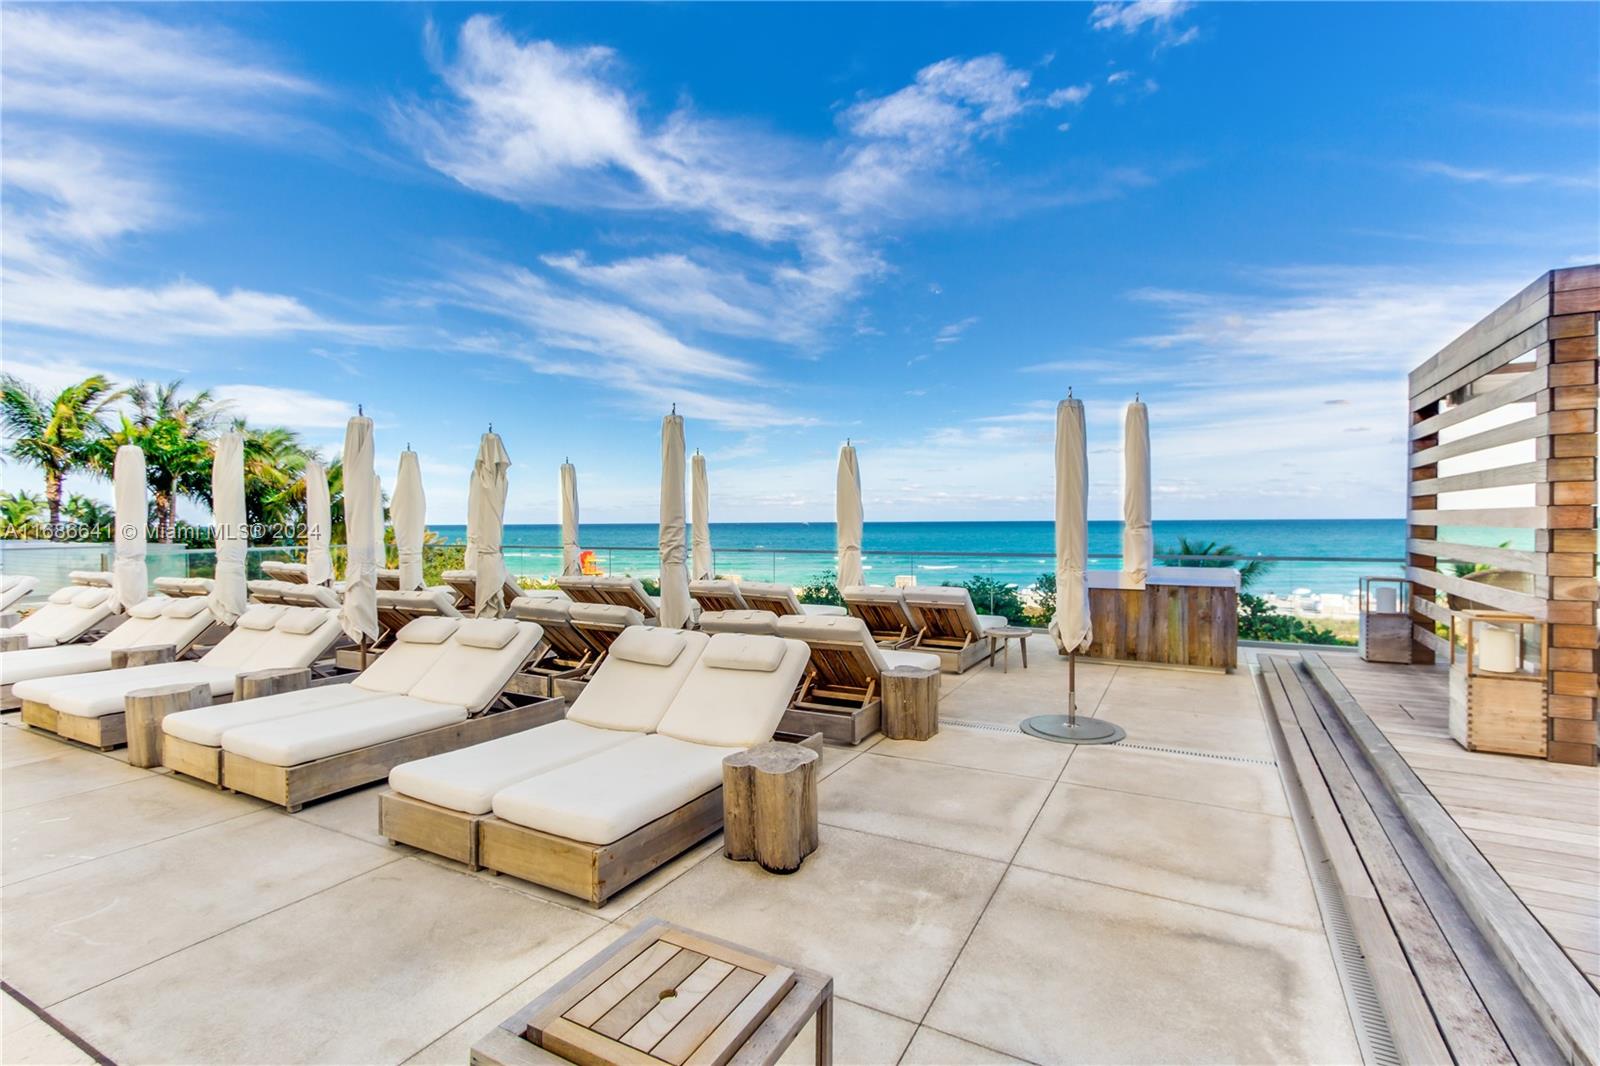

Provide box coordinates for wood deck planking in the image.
[1324,655,1600,987]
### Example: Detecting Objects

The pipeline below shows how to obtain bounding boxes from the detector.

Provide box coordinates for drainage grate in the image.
[941,719,1277,766]
[1307,859,1401,1066]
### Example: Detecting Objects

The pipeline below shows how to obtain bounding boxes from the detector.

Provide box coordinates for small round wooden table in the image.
[986,626,1033,672]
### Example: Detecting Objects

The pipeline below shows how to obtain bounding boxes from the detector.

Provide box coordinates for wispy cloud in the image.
[934,316,980,344]
[212,385,357,430]
[0,6,319,133]
[1090,1,1198,46]
[1411,160,1598,191]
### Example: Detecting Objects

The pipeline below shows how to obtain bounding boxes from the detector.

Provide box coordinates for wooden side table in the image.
[0,632,30,653]
[723,743,819,874]
[471,918,834,1066]
[985,626,1032,672]
[125,682,211,769]
[881,665,939,741]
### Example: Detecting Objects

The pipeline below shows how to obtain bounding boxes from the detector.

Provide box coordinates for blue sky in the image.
[2,1,1595,524]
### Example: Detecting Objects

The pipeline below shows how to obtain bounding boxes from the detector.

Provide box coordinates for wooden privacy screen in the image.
[1408,265,1599,766]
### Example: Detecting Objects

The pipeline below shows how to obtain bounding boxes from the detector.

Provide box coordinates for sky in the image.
[1,1,1596,525]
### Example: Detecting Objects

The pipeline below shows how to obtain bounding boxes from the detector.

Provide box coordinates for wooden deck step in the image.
[1288,652,1599,1066]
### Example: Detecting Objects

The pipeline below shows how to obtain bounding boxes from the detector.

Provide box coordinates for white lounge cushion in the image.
[590,575,658,615]
[163,684,382,747]
[388,719,642,815]
[0,576,38,611]
[48,587,77,605]
[350,636,454,696]
[397,615,459,644]
[689,580,747,607]
[570,602,645,629]
[455,619,518,650]
[163,597,211,619]
[406,621,543,710]
[222,694,468,766]
[655,636,810,749]
[0,645,114,686]
[881,648,942,671]
[977,614,1008,630]
[0,628,55,650]
[26,662,238,718]
[379,589,463,620]
[8,598,115,646]
[69,571,113,587]
[609,627,687,667]
[799,603,848,617]
[276,607,326,635]
[492,733,738,844]
[700,633,786,672]
[904,587,1005,637]
[128,598,167,620]
[566,628,708,732]
[72,588,109,609]
[511,598,573,624]
[697,610,779,636]
[237,606,286,630]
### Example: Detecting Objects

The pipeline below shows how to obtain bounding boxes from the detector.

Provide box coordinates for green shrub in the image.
[1030,572,1056,622]
[948,575,1028,625]
[798,571,843,607]
[1238,594,1349,645]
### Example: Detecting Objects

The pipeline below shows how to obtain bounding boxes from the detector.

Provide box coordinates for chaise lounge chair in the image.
[478,631,810,904]
[555,575,663,623]
[902,587,1009,674]
[1,597,215,710]
[67,570,114,588]
[260,560,309,584]
[14,604,343,750]
[841,586,921,648]
[509,598,602,692]
[697,609,780,635]
[248,580,342,609]
[688,579,748,613]
[0,585,121,650]
[568,602,645,659]
[441,569,527,613]
[737,581,847,619]
[1,575,39,613]
[187,616,560,810]
[154,576,215,599]
[776,614,941,744]
[379,626,710,869]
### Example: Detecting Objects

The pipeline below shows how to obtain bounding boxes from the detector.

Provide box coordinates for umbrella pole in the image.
[1067,650,1077,726]
[1021,642,1125,745]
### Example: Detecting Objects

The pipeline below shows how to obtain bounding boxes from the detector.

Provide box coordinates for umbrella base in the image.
[1020,715,1126,745]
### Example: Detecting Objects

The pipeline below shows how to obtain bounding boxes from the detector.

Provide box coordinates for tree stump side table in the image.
[235,666,312,702]
[723,742,819,874]
[110,644,178,670]
[0,632,30,653]
[125,682,211,769]
[881,665,940,741]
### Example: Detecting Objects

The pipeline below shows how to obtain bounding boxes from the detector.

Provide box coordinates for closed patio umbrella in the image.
[210,430,248,626]
[560,461,581,577]
[339,414,379,644]
[1122,397,1152,588]
[304,460,333,586]
[836,442,864,589]
[372,472,385,571]
[658,411,691,628]
[691,451,713,581]
[468,431,511,618]
[110,444,147,609]
[393,450,426,590]
[1024,394,1124,745]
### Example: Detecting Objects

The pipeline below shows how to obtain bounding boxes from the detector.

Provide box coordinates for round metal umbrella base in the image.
[1020,715,1126,745]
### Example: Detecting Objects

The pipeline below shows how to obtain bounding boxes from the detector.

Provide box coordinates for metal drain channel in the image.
[941,718,1278,766]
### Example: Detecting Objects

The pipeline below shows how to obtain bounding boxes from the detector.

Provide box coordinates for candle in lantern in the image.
[1375,586,1398,613]
[1477,625,1520,674]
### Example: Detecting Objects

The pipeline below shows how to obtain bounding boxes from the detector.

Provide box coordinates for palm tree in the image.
[233,422,317,538]
[99,381,229,542]
[0,374,121,528]
[1159,537,1273,590]
[0,490,45,534]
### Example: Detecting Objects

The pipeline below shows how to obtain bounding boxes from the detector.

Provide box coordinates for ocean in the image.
[427,519,1408,596]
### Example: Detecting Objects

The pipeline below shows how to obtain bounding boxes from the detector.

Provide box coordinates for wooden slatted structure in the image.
[1408,266,1599,766]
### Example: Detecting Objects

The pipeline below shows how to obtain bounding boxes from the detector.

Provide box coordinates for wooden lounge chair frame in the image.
[260,561,309,584]
[20,647,225,751]
[379,732,822,892]
[688,581,747,614]
[907,599,994,674]
[843,596,919,649]
[739,589,805,617]
[443,570,526,613]
[512,625,598,699]
[778,637,884,745]
[587,579,659,621]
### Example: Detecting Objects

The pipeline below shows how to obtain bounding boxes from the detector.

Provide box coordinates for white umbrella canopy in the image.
[657,412,691,628]
[1122,398,1152,589]
[1051,398,1092,654]
[468,431,512,618]
[210,430,248,626]
[372,472,385,570]
[393,450,426,590]
[691,452,713,581]
[338,415,379,643]
[110,444,147,609]
[559,461,581,577]
[303,460,333,586]
[835,442,864,590]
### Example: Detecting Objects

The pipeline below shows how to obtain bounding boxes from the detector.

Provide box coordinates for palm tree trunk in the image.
[154,487,175,543]
[44,469,62,531]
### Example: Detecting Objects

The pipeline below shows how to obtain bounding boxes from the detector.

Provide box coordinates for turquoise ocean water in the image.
[428,519,1407,596]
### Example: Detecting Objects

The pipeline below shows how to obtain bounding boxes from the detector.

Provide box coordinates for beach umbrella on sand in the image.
[836,442,864,590]
[1024,393,1125,745]
[304,460,333,586]
[691,451,713,581]
[393,449,426,590]
[110,444,147,609]
[658,410,691,628]
[560,461,581,577]
[339,414,379,645]
[1122,397,1152,589]
[468,430,512,618]
[210,430,248,626]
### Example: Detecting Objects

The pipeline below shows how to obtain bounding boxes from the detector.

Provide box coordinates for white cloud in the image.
[1046,84,1093,107]
[542,251,785,339]
[1412,161,1598,191]
[1107,71,1133,85]
[1,134,164,267]
[0,6,319,133]
[935,316,980,344]
[212,385,356,430]
[840,55,1032,147]
[1090,1,1194,36]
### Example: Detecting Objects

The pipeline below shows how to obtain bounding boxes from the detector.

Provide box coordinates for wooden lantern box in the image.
[1448,610,1548,758]
[1358,576,1414,664]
